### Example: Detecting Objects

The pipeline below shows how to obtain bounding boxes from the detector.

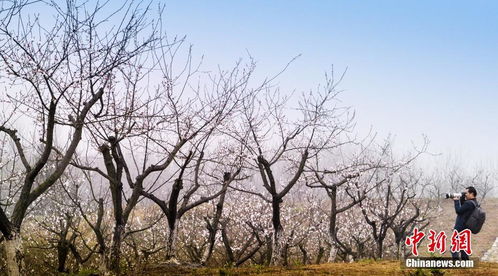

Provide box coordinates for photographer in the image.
[452,186,478,260]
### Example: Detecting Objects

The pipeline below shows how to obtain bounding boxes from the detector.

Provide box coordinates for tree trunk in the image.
[200,229,215,265]
[4,234,23,276]
[201,183,228,265]
[56,240,70,273]
[327,186,338,262]
[315,246,325,264]
[346,254,354,262]
[376,240,383,259]
[299,244,308,265]
[220,226,235,265]
[327,243,338,263]
[396,241,402,260]
[107,224,125,274]
[166,221,179,262]
[98,252,110,276]
[264,235,272,265]
[270,197,284,266]
[282,241,290,266]
[271,227,284,266]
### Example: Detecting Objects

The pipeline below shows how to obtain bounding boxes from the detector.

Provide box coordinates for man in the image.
[452,186,477,260]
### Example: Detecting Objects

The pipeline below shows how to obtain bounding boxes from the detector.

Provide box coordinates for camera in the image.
[445,192,466,199]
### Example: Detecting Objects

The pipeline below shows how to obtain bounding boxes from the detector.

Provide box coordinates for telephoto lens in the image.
[445,193,463,199]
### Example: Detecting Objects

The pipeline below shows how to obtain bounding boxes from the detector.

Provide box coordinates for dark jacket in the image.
[454,198,477,231]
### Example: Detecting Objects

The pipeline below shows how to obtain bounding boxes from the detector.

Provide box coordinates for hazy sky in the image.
[14,0,498,170]
[161,0,498,169]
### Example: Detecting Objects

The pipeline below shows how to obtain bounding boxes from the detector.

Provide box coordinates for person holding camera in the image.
[451,186,478,260]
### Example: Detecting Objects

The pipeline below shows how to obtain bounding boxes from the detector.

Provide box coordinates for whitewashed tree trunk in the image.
[4,235,23,276]
[200,236,213,264]
[346,254,354,263]
[327,243,338,263]
[165,221,180,264]
[270,228,284,266]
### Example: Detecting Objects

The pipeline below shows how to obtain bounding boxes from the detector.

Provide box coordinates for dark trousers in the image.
[452,226,470,260]
[451,250,469,260]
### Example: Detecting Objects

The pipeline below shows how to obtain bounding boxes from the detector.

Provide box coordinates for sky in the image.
[160,0,498,170]
[4,0,498,171]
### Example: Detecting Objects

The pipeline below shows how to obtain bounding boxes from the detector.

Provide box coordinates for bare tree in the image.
[0,1,159,274]
[213,193,271,266]
[359,161,426,259]
[390,201,432,259]
[438,163,494,202]
[200,172,237,265]
[70,35,262,272]
[27,175,99,273]
[138,128,246,263]
[307,136,420,261]
[60,166,110,273]
[234,71,353,265]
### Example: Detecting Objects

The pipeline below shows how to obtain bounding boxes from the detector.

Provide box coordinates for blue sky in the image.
[161,0,498,168]
[22,0,497,169]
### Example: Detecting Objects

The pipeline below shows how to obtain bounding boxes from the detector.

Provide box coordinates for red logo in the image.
[405,227,425,256]
[405,228,472,256]
[427,230,447,254]
[451,229,472,255]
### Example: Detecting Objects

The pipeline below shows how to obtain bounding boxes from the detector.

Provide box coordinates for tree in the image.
[70,37,263,271]
[0,1,159,274]
[359,155,427,259]
[306,136,424,261]
[234,71,353,265]
[26,175,97,273]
